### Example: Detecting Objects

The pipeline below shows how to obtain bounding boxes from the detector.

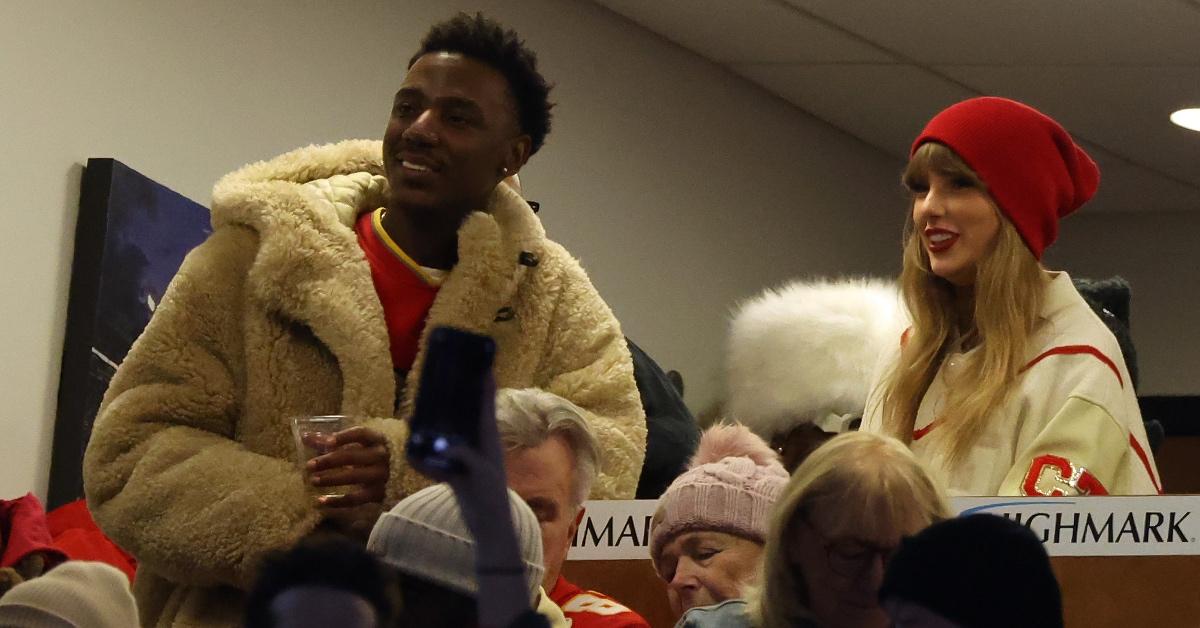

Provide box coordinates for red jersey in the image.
[549,575,650,628]
[354,208,442,371]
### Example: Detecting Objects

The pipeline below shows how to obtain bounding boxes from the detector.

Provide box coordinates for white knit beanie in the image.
[367,484,545,605]
[727,277,907,438]
[0,561,138,628]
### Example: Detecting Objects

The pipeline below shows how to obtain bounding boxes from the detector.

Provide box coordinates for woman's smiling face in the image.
[909,166,1002,287]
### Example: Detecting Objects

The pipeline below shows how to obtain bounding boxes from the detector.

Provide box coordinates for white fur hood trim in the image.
[726,277,908,439]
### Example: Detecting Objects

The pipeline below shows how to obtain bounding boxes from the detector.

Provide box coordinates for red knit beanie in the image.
[912,97,1100,259]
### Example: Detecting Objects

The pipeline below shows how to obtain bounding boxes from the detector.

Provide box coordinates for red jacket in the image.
[45,499,136,582]
[1,494,67,570]
[550,575,650,628]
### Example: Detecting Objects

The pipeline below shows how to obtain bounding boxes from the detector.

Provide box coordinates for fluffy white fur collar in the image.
[726,277,907,438]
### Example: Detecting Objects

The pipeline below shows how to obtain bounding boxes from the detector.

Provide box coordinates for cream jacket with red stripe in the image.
[862,272,1161,497]
[83,140,646,627]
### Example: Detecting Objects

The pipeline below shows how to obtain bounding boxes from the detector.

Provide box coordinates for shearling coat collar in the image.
[209,139,545,417]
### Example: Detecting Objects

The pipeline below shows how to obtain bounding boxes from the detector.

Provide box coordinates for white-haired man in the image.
[498,389,650,628]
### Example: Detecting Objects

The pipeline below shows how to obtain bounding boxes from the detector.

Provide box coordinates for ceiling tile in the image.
[934,64,1200,188]
[734,62,1200,212]
[593,0,891,63]
[594,0,1200,213]
[786,0,1200,65]
[734,63,975,156]
[1083,150,1200,213]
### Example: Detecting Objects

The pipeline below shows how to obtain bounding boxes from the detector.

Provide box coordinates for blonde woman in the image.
[677,431,950,628]
[860,96,1161,497]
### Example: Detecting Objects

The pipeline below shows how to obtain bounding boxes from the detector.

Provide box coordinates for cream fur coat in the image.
[83,140,646,627]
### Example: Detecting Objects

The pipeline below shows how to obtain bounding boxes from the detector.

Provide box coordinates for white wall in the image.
[0,0,905,501]
[1046,211,1200,396]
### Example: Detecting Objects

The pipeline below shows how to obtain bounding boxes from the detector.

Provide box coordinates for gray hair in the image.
[495,388,600,506]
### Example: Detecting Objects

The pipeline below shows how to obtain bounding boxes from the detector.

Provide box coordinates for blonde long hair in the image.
[878,143,1047,466]
[747,432,951,628]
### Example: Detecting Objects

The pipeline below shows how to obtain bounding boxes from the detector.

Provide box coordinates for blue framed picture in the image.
[50,159,210,508]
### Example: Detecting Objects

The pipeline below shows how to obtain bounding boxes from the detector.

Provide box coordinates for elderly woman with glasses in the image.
[676,431,951,628]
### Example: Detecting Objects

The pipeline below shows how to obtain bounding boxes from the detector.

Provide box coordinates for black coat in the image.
[627,338,700,498]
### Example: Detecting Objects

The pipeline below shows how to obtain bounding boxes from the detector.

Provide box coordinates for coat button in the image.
[518,251,539,267]
[494,307,516,322]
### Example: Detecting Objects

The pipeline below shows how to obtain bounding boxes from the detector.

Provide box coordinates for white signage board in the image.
[953,496,1199,556]
[569,500,658,561]
[567,496,1200,561]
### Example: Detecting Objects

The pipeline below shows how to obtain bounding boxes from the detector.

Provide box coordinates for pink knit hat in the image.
[650,424,788,577]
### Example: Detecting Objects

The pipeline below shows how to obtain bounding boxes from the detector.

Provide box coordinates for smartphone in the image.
[406,326,496,473]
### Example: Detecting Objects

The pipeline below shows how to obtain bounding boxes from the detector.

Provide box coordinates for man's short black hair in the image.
[411,12,554,155]
[244,534,399,628]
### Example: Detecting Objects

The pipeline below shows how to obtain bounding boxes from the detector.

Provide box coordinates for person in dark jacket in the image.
[245,535,399,628]
[1073,276,1165,453]
[879,514,1063,628]
[628,338,700,498]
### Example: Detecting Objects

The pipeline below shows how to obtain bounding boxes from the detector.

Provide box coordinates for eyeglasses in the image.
[801,517,898,579]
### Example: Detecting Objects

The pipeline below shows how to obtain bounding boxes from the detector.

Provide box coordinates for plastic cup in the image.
[291,415,350,498]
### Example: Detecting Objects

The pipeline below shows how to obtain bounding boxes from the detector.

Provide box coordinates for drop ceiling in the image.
[592,0,1200,213]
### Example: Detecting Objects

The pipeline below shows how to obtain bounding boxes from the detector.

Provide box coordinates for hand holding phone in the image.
[405,326,511,534]
[405,327,529,626]
[406,326,498,476]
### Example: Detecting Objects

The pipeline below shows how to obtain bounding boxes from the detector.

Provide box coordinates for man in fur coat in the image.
[83,13,646,627]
